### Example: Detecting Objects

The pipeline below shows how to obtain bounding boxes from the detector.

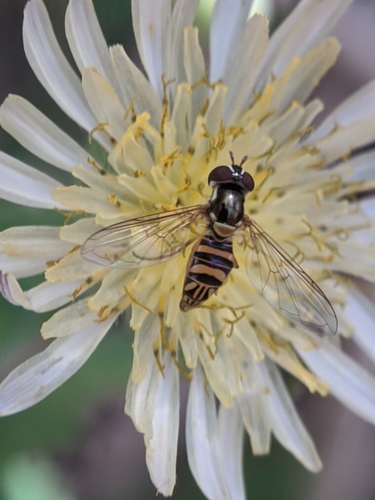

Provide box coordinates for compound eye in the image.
[242,172,255,192]
[208,166,233,185]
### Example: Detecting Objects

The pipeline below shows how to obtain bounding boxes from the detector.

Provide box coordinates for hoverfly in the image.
[81,153,338,336]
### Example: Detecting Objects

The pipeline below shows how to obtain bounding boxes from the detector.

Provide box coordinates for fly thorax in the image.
[209,186,245,225]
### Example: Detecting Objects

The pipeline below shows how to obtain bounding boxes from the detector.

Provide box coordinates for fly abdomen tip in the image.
[179,297,195,312]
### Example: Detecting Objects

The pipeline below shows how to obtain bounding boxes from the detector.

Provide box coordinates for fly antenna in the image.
[229,151,235,165]
[239,155,248,167]
[229,151,248,167]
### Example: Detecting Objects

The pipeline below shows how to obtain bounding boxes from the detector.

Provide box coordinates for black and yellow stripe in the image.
[179,234,238,311]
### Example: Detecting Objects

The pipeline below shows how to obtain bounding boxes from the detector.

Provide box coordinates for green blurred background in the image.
[0,1,375,499]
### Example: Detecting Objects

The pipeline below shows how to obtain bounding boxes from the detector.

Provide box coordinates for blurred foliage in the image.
[1,454,75,500]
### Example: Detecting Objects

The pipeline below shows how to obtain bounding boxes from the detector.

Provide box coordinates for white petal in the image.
[218,405,246,500]
[131,0,171,98]
[0,95,91,172]
[277,37,340,111]
[360,198,375,218]
[205,84,227,138]
[0,226,73,259]
[209,0,253,82]
[183,27,207,125]
[348,150,375,186]
[23,0,110,150]
[312,117,375,165]
[186,364,232,500]
[345,287,375,365]
[82,68,127,142]
[0,254,47,279]
[41,300,97,339]
[238,393,271,455]
[0,315,116,416]
[88,268,134,314]
[0,152,65,209]
[44,247,106,283]
[196,334,233,408]
[145,354,179,496]
[235,340,271,454]
[125,348,161,437]
[171,84,192,152]
[0,272,30,307]
[59,217,99,245]
[52,185,120,215]
[223,14,269,124]
[65,0,120,94]
[25,279,84,312]
[125,312,159,384]
[168,0,200,92]
[110,45,161,129]
[258,360,322,471]
[308,79,375,142]
[255,0,352,91]
[297,339,375,426]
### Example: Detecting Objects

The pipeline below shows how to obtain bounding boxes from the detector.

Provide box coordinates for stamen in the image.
[123,286,153,313]
[87,157,107,175]
[54,209,86,225]
[88,122,116,146]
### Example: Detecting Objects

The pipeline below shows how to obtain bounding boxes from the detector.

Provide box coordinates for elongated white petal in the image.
[26,279,84,312]
[311,116,375,165]
[0,152,65,209]
[277,37,340,112]
[297,340,375,425]
[345,287,375,365]
[0,226,73,259]
[145,354,179,496]
[41,300,98,339]
[255,0,352,91]
[218,405,246,500]
[131,0,171,98]
[258,360,322,471]
[0,95,89,171]
[223,14,269,124]
[210,0,253,82]
[349,151,375,189]
[196,334,233,408]
[234,338,271,454]
[65,0,119,94]
[125,349,162,437]
[23,0,110,150]
[110,45,161,129]
[44,248,106,284]
[360,198,375,219]
[0,315,116,416]
[0,254,48,279]
[0,95,91,172]
[82,68,127,142]
[52,185,120,215]
[169,0,200,91]
[308,79,375,142]
[186,364,232,500]
[183,27,207,126]
[0,271,83,315]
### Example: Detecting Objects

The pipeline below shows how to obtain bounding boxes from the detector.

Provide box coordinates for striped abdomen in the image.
[179,233,238,311]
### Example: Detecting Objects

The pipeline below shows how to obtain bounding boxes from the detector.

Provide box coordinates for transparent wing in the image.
[81,205,207,269]
[243,216,338,336]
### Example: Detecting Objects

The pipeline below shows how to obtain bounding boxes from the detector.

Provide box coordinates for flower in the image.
[0,0,375,498]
